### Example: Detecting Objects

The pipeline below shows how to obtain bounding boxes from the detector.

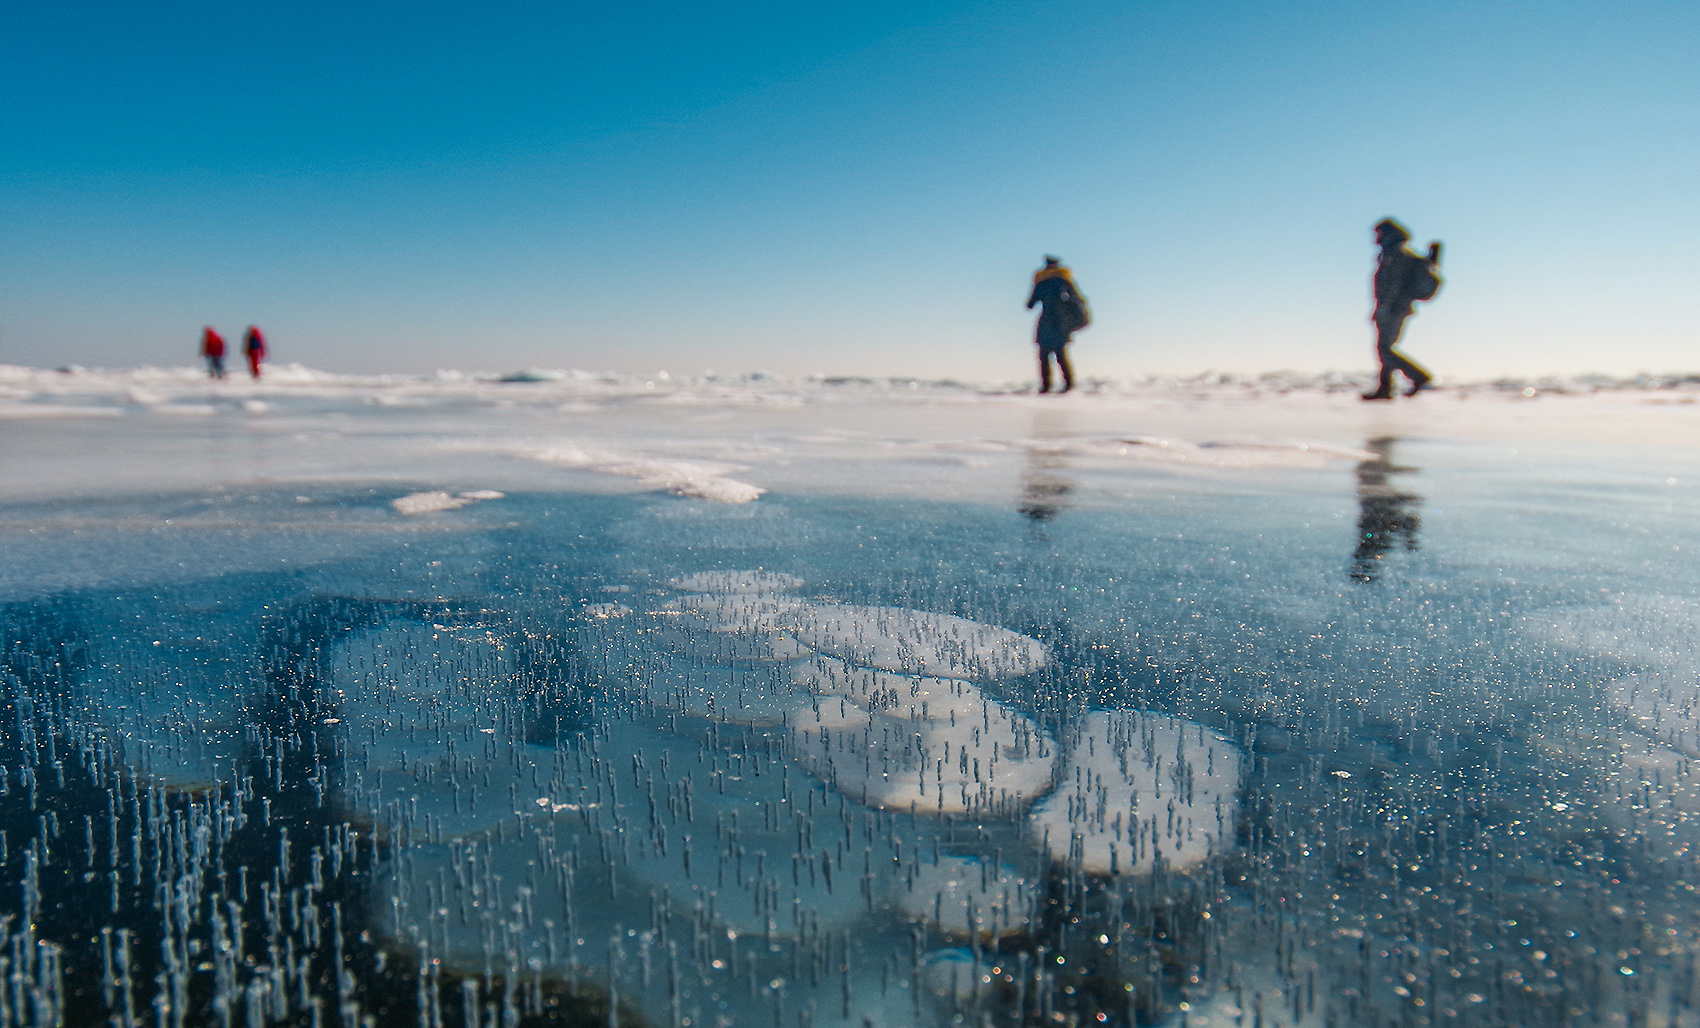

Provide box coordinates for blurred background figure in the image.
[243,325,268,379]
[200,326,226,379]
[1026,256,1090,394]
[1363,218,1441,400]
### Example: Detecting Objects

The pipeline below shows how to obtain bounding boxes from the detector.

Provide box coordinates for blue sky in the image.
[2,1,1694,379]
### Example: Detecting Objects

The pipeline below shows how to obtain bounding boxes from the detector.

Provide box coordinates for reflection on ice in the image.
[1349,436,1421,582]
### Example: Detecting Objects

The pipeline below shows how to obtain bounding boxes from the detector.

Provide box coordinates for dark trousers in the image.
[205,355,225,379]
[1038,344,1073,393]
[1372,312,1429,396]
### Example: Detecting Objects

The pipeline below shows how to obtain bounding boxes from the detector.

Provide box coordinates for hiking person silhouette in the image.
[1026,256,1089,393]
[1364,219,1441,400]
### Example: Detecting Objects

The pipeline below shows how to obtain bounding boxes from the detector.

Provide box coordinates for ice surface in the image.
[5,364,1700,1027]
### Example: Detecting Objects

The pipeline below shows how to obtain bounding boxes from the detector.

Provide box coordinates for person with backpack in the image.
[200,326,227,379]
[1363,218,1441,400]
[1026,256,1090,394]
[243,325,268,379]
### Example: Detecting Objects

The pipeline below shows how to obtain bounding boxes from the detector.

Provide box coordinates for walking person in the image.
[1363,218,1441,400]
[243,325,268,380]
[1026,256,1089,394]
[200,326,227,379]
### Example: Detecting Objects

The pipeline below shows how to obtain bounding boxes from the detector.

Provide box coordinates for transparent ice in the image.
[3,367,1700,1026]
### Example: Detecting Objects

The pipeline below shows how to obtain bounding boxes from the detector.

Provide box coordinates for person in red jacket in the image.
[243,325,268,379]
[200,327,227,379]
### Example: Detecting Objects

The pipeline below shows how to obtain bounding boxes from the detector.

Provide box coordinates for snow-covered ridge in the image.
[5,361,1700,407]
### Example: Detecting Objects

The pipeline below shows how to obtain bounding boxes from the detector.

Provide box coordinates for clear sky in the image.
[2,1,1695,380]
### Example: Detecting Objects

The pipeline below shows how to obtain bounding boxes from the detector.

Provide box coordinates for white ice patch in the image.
[669,475,765,503]
[791,686,1056,815]
[668,570,804,594]
[791,653,987,720]
[652,578,1061,811]
[580,602,632,619]
[390,489,504,515]
[642,575,1058,769]
[323,621,548,841]
[1527,599,1700,751]
[1026,435,1373,468]
[1539,727,1700,862]
[1528,597,1700,671]
[0,403,123,418]
[391,491,475,515]
[783,604,1047,681]
[1598,673,1700,759]
[898,856,1035,938]
[656,592,807,634]
[1028,710,1242,875]
[1597,736,1700,858]
[519,442,766,503]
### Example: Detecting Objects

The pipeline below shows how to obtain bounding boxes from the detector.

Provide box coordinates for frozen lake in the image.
[3,365,1700,1027]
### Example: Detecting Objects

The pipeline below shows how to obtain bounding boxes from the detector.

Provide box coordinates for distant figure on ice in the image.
[1026,256,1090,394]
[243,325,268,379]
[1363,218,1441,401]
[200,326,227,379]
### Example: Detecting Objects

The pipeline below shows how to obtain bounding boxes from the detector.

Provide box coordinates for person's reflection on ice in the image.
[1019,452,1073,524]
[1018,412,1075,526]
[1350,436,1422,582]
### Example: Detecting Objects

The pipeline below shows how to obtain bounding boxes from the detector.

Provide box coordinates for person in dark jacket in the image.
[243,325,268,379]
[200,326,227,379]
[1364,219,1438,400]
[1026,256,1086,393]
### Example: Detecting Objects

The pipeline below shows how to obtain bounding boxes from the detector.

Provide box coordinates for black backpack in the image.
[1409,261,1441,302]
[1409,243,1442,302]
[1059,288,1092,332]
